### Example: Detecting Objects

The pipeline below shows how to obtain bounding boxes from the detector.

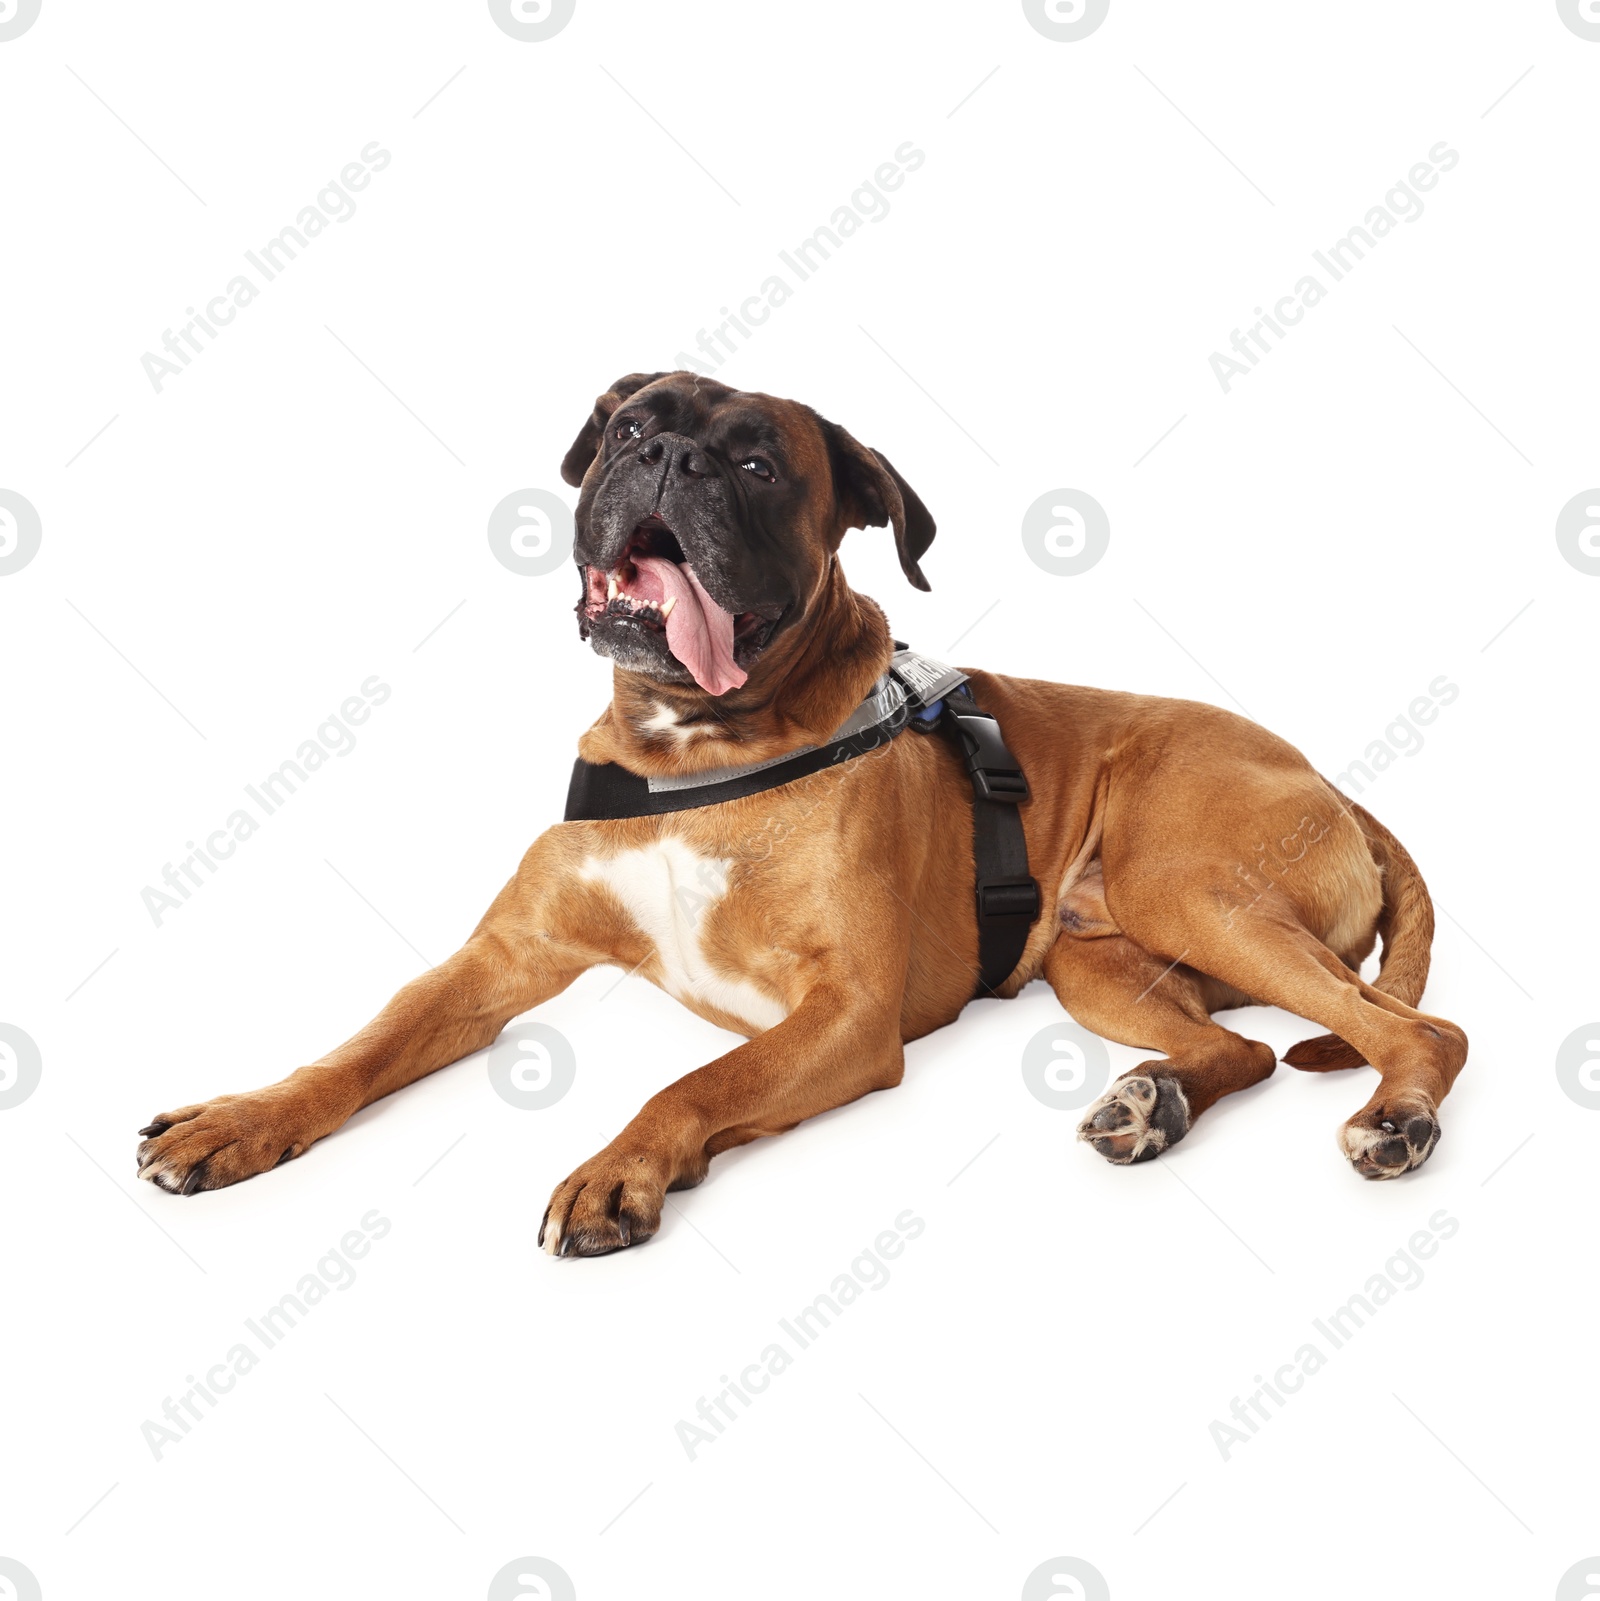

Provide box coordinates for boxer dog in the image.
[136,371,1468,1254]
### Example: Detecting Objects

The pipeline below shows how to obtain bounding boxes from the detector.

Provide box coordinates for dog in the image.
[136,371,1468,1254]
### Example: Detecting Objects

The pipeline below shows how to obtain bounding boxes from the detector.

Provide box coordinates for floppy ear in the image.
[821,421,936,591]
[559,371,674,487]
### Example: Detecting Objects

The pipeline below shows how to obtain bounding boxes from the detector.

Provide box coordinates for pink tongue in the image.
[631,554,747,695]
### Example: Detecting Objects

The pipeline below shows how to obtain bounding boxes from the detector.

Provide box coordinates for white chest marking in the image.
[581,840,788,1033]
[642,702,699,747]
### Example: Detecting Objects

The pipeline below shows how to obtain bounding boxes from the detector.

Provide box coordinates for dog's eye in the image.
[614,417,643,441]
[739,457,776,482]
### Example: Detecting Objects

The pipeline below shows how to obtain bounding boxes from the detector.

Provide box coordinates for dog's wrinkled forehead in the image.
[619,376,825,475]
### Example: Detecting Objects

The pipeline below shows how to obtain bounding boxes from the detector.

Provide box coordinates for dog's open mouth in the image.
[581,517,777,695]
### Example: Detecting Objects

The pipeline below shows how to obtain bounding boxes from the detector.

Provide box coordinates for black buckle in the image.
[946,710,1030,803]
[978,876,1041,922]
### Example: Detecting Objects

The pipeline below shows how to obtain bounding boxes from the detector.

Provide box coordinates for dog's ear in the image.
[821,420,936,591]
[560,371,673,486]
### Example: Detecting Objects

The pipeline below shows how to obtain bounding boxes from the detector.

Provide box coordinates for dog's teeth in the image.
[607,573,619,601]
[660,596,676,619]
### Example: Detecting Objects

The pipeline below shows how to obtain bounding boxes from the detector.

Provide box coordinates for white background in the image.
[2,2,1596,1597]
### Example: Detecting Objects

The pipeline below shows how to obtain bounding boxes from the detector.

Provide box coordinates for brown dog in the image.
[135,371,1468,1253]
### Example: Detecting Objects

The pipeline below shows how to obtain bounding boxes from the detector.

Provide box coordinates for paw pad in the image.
[1339,1103,1440,1179]
[1076,1071,1190,1165]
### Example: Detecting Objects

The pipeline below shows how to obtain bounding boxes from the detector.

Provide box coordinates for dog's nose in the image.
[637,433,712,480]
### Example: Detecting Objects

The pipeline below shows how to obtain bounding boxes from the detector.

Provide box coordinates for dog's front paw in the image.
[1076,1070,1191,1165]
[137,1090,313,1194]
[539,1149,671,1258]
[1338,1098,1439,1179]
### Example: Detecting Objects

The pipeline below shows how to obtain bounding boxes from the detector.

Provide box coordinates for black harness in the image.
[563,648,1041,998]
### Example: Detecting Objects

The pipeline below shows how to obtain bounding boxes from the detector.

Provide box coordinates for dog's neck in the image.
[579,563,894,777]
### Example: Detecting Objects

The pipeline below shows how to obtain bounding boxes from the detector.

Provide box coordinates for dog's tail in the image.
[1283,798,1434,1071]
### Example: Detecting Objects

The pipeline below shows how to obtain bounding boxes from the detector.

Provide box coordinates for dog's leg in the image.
[1163,905,1466,1179]
[540,984,903,1256]
[1046,934,1277,1165]
[137,928,593,1194]
[1099,865,1466,1179]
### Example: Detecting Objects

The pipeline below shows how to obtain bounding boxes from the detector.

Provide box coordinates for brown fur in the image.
[136,374,1467,1244]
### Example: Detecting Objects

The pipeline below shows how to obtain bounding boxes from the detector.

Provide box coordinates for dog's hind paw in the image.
[1076,1071,1191,1165]
[1338,1099,1439,1179]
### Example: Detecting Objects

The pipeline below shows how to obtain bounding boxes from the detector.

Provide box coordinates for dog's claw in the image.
[541,1153,666,1258]
[136,1093,315,1195]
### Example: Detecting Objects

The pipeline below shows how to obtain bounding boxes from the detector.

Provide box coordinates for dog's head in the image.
[561,371,935,696]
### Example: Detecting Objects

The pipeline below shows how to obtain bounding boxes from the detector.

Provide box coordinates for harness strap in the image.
[935,683,1041,998]
[562,706,911,819]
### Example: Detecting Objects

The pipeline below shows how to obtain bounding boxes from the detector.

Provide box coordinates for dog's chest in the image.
[580,838,787,1034]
